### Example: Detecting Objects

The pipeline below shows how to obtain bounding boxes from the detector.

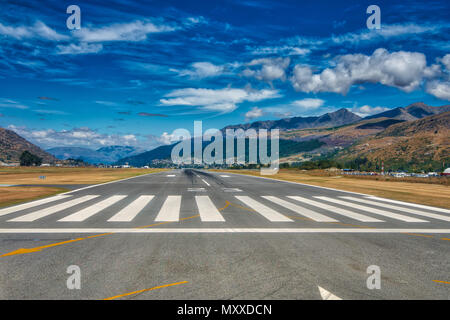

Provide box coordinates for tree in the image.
[19,151,42,166]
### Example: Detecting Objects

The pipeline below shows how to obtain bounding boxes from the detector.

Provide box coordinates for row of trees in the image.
[19,151,42,166]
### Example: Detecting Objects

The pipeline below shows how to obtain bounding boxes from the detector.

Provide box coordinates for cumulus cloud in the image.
[350,105,390,117]
[243,57,291,82]
[245,107,264,121]
[7,125,147,149]
[291,98,325,110]
[175,62,225,79]
[426,81,450,100]
[160,87,281,113]
[291,48,431,94]
[72,20,176,42]
[425,54,450,101]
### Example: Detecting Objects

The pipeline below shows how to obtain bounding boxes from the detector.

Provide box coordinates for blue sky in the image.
[0,0,449,150]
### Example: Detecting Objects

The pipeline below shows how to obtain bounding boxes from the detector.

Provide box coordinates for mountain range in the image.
[0,102,448,169]
[116,102,450,168]
[47,145,143,164]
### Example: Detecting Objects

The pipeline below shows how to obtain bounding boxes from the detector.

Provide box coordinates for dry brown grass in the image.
[210,169,450,209]
[0,167,168,185]
[0,186,67,208]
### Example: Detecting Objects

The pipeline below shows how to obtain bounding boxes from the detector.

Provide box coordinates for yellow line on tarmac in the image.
[103,281,189,300]
[0,201,231,258]
[432,280,450,285]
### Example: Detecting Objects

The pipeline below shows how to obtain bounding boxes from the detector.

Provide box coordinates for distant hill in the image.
[337,111,450,169]
[223,108,362,131]
[116,138,325,167]
[0,127,56,163]
[48,145,143,164]
[365,102,450,121]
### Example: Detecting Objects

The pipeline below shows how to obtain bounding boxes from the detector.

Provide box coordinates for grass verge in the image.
[0,167,168,185]
[0,186,68,208]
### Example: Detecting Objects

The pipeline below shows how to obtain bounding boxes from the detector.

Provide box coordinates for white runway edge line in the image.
[263,196,338,222]
[315,196,427,223]
[155,196,181,222]
[108,195,155,222]
[0,195,71,217]
[365,196,450,214]
[195,196,225,222]
[341,196,450,222]
[8,195,99,222]
[201,179,211,186]
[235,196,293,222]
[59,195,127,222]
[288,196,383,222]
[1,228,450,234]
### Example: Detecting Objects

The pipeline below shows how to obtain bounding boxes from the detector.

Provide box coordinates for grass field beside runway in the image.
[0,167,168,185]
[0,167,168,208]
[0,186,67,208]
[210,169,450,209]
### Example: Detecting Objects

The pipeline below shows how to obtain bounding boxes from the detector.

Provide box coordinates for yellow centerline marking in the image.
[103,281,188,300]
[432,280,450,285]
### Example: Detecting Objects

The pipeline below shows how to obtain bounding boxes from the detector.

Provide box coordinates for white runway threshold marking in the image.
[8,195,99,222]
[263,196,338,222]
[155,196,181,222]
[341,196,450,222]
[315,196,427,223]
[365,196,450,214]
[0,228,449,234]
[220,175,230,177]
[288,196,383,222]
[59,195,127,222]
[166,175,176,177]
[235,196,293,222]
[195,196,225,221]
[0,195,71,217]
[108,195,154,222]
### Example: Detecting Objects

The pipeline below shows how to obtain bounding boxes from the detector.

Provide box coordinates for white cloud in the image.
[291,98,325,110]
[440,54,450,72]
[0,21,68,41]
[176,62,225,78]
[350,105,390,117]
[56,43,103,55]
[0,99,29,109]
[73,20,175,42]
[160,87,280,113]
[291,48,430,94]
[7,125,155,149]
[158,132,176,145]
[331,23,439,45]
[245,107,264,121]
[250,45,310,56]
[243,57,291,82]
[426,81,450,101]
